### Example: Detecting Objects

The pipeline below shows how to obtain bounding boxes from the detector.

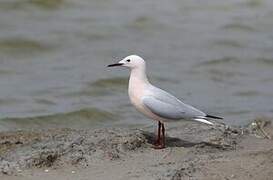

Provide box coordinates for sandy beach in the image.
[0,118,272,180]
[1,0,273,179]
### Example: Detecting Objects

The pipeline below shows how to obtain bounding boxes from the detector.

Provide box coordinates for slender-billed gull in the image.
[108,55,222,148]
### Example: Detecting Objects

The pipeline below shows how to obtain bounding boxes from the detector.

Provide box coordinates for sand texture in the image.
[0,118,273,180]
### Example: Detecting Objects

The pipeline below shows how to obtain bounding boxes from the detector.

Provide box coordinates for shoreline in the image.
[0,118,272,180]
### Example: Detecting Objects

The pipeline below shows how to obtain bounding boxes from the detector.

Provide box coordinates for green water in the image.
[0,0,273,131]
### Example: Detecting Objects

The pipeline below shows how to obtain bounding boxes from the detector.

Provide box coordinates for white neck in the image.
[129,66,149,85]
[128,66,150,99]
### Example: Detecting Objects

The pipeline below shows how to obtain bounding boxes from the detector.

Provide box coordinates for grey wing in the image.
[142,86,206,120]
[142,95,186,120]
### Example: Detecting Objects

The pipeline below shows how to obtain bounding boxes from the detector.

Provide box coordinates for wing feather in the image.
[142,96,185,120]
[142,85,206,120]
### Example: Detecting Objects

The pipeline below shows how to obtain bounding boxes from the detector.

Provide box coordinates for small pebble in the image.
[72,171,75,174]
[44,169,49,173]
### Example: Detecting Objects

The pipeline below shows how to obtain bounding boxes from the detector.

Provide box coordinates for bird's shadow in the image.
[140,131,200,148]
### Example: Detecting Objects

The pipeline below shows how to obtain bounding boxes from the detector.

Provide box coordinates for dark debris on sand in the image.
[0,128,147,175]
[0,118,271,177]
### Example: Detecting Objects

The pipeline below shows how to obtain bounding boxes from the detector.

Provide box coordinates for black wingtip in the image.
[206,114,223,120]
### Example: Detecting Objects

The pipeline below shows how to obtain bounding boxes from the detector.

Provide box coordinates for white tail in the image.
[194,118,213,125]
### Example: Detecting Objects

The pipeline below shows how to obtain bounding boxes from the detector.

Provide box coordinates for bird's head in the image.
[108,55,146,69]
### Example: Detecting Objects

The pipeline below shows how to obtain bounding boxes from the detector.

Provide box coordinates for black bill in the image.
[107,63,123,67]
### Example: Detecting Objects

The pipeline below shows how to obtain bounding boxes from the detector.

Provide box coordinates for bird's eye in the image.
[126,59,131,62]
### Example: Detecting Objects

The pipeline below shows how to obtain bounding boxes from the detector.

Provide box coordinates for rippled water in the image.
[0,0,273,131]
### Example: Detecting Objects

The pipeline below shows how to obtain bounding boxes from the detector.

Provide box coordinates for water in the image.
[0,0,273,131]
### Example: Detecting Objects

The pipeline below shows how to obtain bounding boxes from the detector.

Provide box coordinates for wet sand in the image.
[0,118,273,180]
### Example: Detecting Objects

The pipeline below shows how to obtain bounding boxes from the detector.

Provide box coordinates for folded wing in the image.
[142,95,186,120]
[142,94,205,119]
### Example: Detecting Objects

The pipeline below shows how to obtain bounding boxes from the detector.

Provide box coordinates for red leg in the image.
[153,122,166,149]
[155,121,161,145]
[161,123,165,148]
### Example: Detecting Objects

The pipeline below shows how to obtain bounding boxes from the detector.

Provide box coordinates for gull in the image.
[108,55,223,149]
